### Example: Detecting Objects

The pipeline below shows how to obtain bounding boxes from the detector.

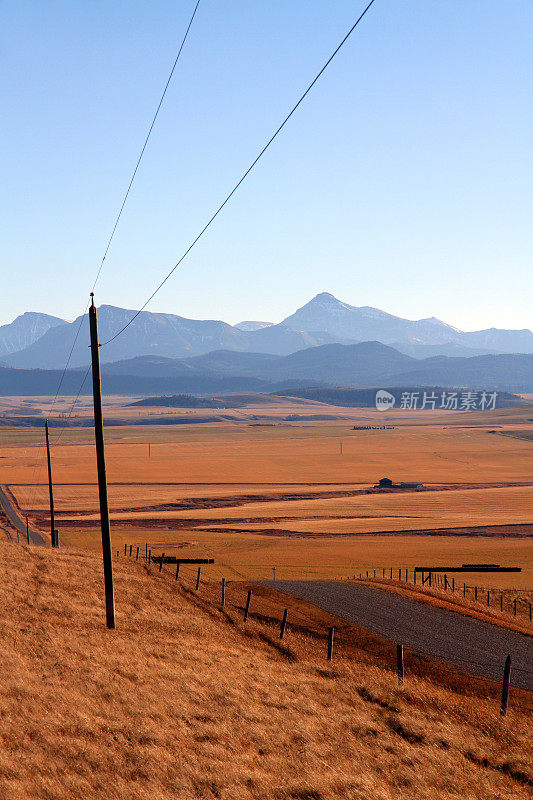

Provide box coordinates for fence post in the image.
[26,516,29,544]
[221,577,226,607]
[382,567,385,578]
[280,608,288,639]
[397,644,404,685]
[487,589,490,607]
[174,561,180,580]
[475,586,478,601]
[463,582,466,597]
[500,594,503,612]
[148,550,151,565]
[159,553,165,573]
[452,576,455,592]
[124,543,127,556]
[514,599,517,616]
[327,627,334,661]
[196,566,201,590]
[129,544,132,557]
[145,542,148,560]
[413,570,417,585]
[500,655,511,716]
[390,568,393,579]
[244,589,252,622]
[136,546,139,560]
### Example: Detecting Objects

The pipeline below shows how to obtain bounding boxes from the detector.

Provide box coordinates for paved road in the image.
[263,580,533,691]
[0,485,47,546]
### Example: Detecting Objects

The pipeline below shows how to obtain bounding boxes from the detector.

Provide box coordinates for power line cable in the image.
[91,0,202,292]
[51,366,92,447]
[25,1,202,510]
[47,0,202,428]
[101,0,378,346]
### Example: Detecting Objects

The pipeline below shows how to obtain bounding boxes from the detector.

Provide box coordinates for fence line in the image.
[118,542,531,716]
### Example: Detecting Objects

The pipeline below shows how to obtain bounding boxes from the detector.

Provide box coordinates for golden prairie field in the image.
[1,397,532,589]
[0,542,531,800]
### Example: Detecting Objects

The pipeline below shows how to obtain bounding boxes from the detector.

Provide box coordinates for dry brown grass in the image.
[2,412,532,642]
[352,577,533,636]
[0,541,531,800]
[48,526,533,593]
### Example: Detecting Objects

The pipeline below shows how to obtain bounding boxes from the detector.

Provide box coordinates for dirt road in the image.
[263,580,533,691]
[0,485,47,546]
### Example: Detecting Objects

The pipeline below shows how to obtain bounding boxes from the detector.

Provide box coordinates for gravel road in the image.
[0,485,47,546]
[262,580,533,691]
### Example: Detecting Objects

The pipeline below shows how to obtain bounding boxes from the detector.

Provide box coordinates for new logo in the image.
[375,390,396,411]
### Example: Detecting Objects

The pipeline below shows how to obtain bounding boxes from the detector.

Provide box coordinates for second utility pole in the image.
[89,293,116,629]
[44,419,57,547]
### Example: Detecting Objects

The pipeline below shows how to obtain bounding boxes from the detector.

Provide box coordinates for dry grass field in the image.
[1,398,532,594]
[1,541,531,800]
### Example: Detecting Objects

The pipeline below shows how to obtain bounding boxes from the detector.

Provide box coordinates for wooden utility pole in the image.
[44,419,57,547]
[89,294,115,630]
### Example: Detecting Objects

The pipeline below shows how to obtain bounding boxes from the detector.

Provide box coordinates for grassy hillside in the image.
[0,542,531,799]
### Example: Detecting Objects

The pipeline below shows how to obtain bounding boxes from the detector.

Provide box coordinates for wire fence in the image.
[117,544,532,713]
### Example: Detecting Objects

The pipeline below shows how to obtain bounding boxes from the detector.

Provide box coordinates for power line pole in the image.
[89,293,115,629]
[44,419,57,547]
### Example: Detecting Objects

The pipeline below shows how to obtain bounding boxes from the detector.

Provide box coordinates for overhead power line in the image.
[26,1,202,508]
[46,0,203,422]
[91,0,202,293]
[101,0,378,346]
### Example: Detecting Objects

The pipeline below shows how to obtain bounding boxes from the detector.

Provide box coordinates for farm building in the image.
[374,477,423,489]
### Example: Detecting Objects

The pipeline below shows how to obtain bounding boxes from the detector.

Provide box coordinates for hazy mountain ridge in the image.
[3,292,532,370]
[3,307,340,369]
[0,312,66,358]
[234,321,274,331]
[282,293,533,353]
[96,342,533,393]
[135,344,533,393]
[1,340,532,396]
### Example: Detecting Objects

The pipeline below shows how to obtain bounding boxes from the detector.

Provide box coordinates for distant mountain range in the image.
[98,342,532,393]
[282,293,533,354]
[0,312,64,359]
[1,340,532,396]
[1,293,532,373]
[3,306,341,370]
[1,292,532,403]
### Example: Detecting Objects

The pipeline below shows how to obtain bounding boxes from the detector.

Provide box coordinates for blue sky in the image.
[1,1,532,331]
